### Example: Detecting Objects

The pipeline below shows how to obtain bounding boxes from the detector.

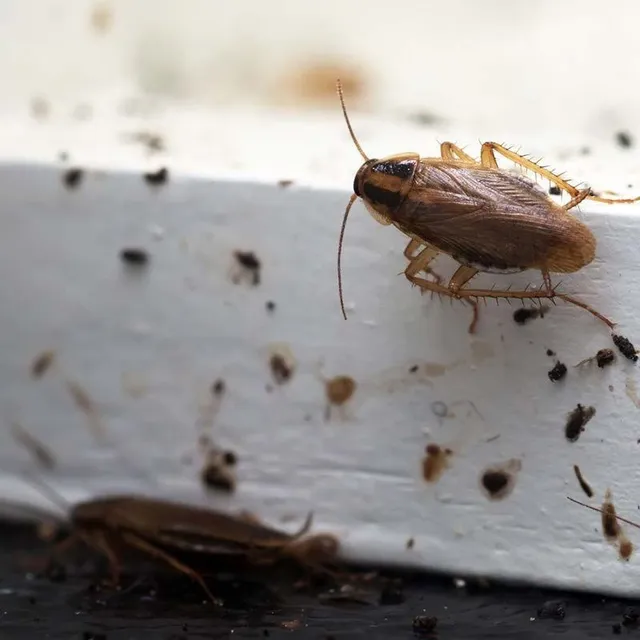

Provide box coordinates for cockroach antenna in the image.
[336,78,369,320]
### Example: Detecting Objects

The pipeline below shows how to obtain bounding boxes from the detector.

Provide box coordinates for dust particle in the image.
[409,365,419,373]
[596,348,615,368]
[548,185,562,196]
[269,346,296,385]
[412,616,437,634]
[407,111,441,126]
[422,443,452,483]
[619,537,633,561]
[201,460,235,493]
[573,464,594,498]
[31,350,56,379]
[480,459,521,501]
[277,179,294,188]
[211,378,226,396]
[233,250,261,286]
[63,168,84,190]
[406,537,415,550]
[548,362,567,382]
[616,131,633,148]
[119,248,149,267]
[143,167,169,186]
[90,2,112,34]
[564,404,596,442]
[546,349,555,357]
[30,96,49,120]
[266,300,276,313]
[612,334,638,362]
[431,401,448,418]
[325,375,356,406]
[127,131,165,153]
[513,306,548,325]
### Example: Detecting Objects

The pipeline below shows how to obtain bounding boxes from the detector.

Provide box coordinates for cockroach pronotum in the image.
[31,485,340,605]
[336,79,640,334]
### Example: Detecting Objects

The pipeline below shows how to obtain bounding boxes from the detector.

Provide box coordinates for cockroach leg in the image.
[403,240,443,290]
[480,142,640,205]
[121,531,221,606]
[82,531,122,586]
[404,244,443,297]
[403,239,422,260]
[541,270,554,295]
[440,142,476,164]
[555,293,616,329]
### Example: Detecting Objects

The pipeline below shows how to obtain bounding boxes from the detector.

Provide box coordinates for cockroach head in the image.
[353,159,377,197]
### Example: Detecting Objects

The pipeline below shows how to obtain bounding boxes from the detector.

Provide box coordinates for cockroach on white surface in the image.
[336,80,640,334]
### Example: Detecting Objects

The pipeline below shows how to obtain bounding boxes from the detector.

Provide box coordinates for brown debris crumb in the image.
[619,537,634,561]
[596,348,616,368]
[548,361,567,382]
[602,493,621,540]
[269,347,296,385]
[143,167,169,186]
[63,168,84,190]
[31,350,56,379]
[612,334,638,362]
[565,404,596,442]
[277,179,293,188]
[30,96,50,121]
[422,443,453,483]
[201,457,235,493]
[325,375,356,406]
[573,464,594,498]
[90,2,112,34]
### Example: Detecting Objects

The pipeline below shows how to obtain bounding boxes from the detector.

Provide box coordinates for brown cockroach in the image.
[336,79,640,333]
[35,487,339,605]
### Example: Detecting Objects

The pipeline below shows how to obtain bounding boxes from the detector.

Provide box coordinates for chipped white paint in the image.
[2,0,640,599]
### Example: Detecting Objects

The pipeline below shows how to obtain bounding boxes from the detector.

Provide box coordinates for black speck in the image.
[612,334,638,362]
[412,615,437,634]
[548,362,567,382]
[546,349,555,357]
[211,378,226,396]
[612,622,622,634]
[263,631,270,638]
[119,248,149,267]
[58,151,69,162]
[596,348,615,368]
[538,600,566,620]
[270,354,293,384]
[222,450,237,466]
[277,179,294,188]
[201,464,234,493]
[409,364,419,373]
[408,111,441,126]
[616,131,633,148]
[266,300,276,312]
[548,185,561,196]
[580,146,591,156]
[82,633,107,640]
[513,307,545,325]
[481,470,509,497]
[234,251,261,286]
[63,167,84,189]
[565,404,596,442]
[144,167,168,186]
[28,596,36,605]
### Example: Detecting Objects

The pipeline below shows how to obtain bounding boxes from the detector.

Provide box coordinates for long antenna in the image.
[567,496,640,530]
[336,79,368,162]
[337,194,357,320]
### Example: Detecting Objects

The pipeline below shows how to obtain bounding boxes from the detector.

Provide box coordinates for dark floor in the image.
[0,521,637,639]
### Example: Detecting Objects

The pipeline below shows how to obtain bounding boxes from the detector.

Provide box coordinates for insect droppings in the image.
[616,131,633,148]
[546,349,556,357]
[266,300,276,313]
[480,459,521,501]
[573,464,594,498]
[233,250,261,286]
[620,537,634,561]
[612,334,638,362]
[201,461,235,493]
[548,185,561,196]
[602,493,621,540]
[31,350,56,379]
[278,179,294,188]
[513,307,547,325]
[119,248,149,267]
[269,346,296,385]
[564,404,596,442]
[325,375,356,406]
[548,361,567,382]
[211,378,226,396]
[596,348,616,368]
[143,167,168,186]
[63,168,84,189]
[422,444,453,483]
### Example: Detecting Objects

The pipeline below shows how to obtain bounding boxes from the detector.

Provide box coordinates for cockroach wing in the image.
[401,163,595,273]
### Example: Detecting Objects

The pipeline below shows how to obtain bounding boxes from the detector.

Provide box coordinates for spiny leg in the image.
[440,142,477,164]
[449,265,480,334]
[121,531,222,606]
[480,142,640,206]
[404,243,443,295]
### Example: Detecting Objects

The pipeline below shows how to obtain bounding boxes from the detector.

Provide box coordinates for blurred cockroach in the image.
[33,486,339,605]
[336,79,640,333]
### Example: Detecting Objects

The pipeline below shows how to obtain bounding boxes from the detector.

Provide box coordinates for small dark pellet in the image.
[120,248,149,266]
[548,362,567,382]
[144,167,168,185]
[538,600,566,620]
[548,185,561,196]
[612,334,638,362]
[616,131,633,148]
[63,167,84,189]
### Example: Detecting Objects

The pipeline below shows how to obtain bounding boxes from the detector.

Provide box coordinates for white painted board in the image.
[3,0,640,599]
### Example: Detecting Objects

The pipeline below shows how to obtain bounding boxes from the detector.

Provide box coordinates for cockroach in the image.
[335,79,640,334]
[33,487,339,605]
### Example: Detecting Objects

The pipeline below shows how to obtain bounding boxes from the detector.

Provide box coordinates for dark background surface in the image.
[0,521,637,640]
